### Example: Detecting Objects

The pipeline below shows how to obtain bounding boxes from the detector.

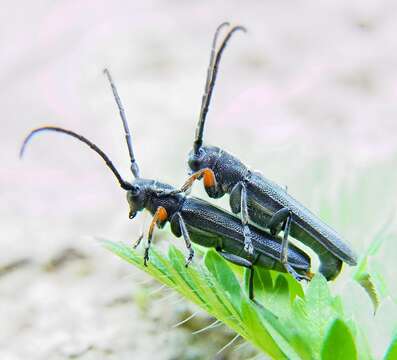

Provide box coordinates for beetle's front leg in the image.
[217,251,255,300]
[175,168,224,198]
[144,206,168,266]
[133,232,144,249]
[132,212,148,249]
[229,182,254,255]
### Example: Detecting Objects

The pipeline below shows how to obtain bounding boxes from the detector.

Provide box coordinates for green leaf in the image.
[291,274,342,357]
[253,267,273,296]
[384,332,397,360]
[354,269,379,314]
[240,299,289,359]
[353,218,394,313]
[104,240,363,359]
[284,273,305,302]
[321,318,357,360]
[204,250,242,306]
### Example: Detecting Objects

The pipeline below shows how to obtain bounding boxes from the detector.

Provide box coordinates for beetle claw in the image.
[185,259,192,268]
[284,263,309,282]
[185,251,194,268]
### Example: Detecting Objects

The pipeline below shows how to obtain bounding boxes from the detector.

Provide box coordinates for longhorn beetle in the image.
[179,22,357,281]
[20,69,312,300]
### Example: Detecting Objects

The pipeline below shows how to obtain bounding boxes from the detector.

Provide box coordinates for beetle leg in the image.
[132,213,148,249]
[240,183,254,254]
[229,182,242,213]
[144,206,168,266]
[177,168,219,196]
[133,232,144,249]
[248,266,255,300]
[217,251,255,300]
[230,182,254,255]
[176,213,195,267]
[277,211,309,281]
[268,208,306,281]
[268,208,291,236]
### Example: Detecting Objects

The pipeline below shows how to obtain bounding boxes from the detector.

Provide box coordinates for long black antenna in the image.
[194,24,246,153]
[103,68,140,178]
[20,126,133,190]
[198,22,230,123]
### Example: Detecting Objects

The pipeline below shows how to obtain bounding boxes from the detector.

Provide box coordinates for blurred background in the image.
[2,1,397,359]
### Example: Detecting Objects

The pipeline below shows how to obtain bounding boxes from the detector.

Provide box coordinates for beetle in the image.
[19,69,312,300]
[178,22,357,281]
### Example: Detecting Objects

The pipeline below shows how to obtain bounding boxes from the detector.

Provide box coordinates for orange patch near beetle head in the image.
[157,206,168,222]
[203,169,216,188]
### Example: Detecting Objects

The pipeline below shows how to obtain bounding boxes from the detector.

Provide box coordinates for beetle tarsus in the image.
[177,213,195,267]
[284,263,309,281]
[144,248,149,267]
[243,226,254,255]
[185,254,194,268]
[240,182,254,255]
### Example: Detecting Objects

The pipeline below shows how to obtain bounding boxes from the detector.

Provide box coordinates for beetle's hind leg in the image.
[269,209,309,281]
[230,182,254,255]
[268,208,291,236]
[217,251,255,300]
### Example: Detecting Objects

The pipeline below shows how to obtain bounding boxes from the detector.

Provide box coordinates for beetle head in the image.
[188,145,221,174]
[126,181,147,219]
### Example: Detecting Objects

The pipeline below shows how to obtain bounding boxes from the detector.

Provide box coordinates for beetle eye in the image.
[188,148,205,171]
[130,185,140,196]
[189,158,200,171]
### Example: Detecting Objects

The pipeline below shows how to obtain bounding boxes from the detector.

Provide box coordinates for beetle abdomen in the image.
[246,172,357,266]
[180,197,311,271]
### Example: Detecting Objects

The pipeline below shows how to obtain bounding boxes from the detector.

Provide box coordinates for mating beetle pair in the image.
[20,23,357,300]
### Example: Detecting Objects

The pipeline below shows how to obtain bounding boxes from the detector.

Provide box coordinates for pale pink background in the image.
[2,1,397,358]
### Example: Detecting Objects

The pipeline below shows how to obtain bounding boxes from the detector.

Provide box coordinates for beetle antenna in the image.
[20,126,133,190]
[194,22,230,153]
[103,68,140,178]
[199,22,230,123]
[194,24,246,153]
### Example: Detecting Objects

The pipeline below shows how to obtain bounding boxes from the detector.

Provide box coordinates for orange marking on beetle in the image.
[306,271,315,280]
[157,206,168,223]
[203,169,216,188]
